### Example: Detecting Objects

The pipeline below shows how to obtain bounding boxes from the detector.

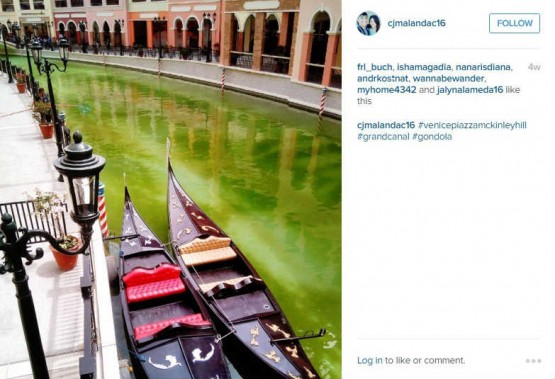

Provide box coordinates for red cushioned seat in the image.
[123,263,186,303]
[134,313,212,340]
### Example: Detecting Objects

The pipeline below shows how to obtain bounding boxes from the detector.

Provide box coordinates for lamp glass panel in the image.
[31,43,42,64]
[59,42,69,60]
[71,176,96,216]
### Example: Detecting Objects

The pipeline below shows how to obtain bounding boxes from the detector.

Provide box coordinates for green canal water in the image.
[12,56,341,378]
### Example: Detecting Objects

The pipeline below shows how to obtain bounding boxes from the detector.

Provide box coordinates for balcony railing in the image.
[230,51,253,69]
[261,54,290,74]
[306,63,324,85]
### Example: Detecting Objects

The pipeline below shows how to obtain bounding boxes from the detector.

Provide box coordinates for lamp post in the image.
[21,33,37,98]
[31,39,70,180]
[153,16,165,59]
[0,131,105,379]
[1,23,14,83]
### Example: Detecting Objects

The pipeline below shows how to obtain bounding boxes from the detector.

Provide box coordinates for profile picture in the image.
[357,11,380,36]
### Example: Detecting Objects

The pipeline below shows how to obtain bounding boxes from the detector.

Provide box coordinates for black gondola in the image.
[167,162,322,379]
[119,186,231,379]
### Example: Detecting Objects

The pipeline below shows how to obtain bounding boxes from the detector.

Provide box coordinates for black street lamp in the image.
[13,24,36,100]
[19,30,37,98]
[0,131,105,379]
[31,39,70,180]
[1,23,13,83]
[153,16,165,59]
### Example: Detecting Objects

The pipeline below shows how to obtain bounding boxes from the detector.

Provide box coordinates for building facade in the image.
[1,0,341,89]
[1,0,55,43]
[52,0,128,50]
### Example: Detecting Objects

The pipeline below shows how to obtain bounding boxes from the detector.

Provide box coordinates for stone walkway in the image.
[0,72,83,378]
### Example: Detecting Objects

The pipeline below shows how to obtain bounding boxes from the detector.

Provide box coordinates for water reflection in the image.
[10,57,342,378]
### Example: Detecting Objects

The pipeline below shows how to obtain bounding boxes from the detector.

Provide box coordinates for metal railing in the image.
[261,54,290,74]
[73,44,221,63]
[230,51,253,69]
[0,200,68,244]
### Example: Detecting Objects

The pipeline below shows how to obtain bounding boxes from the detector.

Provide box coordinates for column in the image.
[167,19,174,47]
[147,21,153,48]
[252,12,265,70]
[297,32,312,82]
[128,21,134,46]
[222,13,233,65]
[278,12,289,47]
[322,32,340,86]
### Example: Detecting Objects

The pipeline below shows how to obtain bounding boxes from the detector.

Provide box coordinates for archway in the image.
[57,22,65,39]
[175,19,183,48]
[202,18,212,49]
[263,15,279,55]
[306,11,330,84]
[102,21,110,47]
[185,19,199,49]
[67,21,77,46]
[92,21,100,44]
[230,14,239,52]
[114,20,122,47]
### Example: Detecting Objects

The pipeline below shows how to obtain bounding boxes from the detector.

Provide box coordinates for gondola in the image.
[118,186,231,379]
[167,162,323,379]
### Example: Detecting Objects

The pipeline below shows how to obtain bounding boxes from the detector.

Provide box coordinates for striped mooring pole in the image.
[98,182,109,238]
[221,67,226,96]
[318,87,328,125]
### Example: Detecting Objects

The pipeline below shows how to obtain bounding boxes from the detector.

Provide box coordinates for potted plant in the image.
[32,100,54,139]
[27,188,80,271]
[16,70,26,94]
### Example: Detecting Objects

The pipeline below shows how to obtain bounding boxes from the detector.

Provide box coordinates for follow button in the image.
[489,13,540,33]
